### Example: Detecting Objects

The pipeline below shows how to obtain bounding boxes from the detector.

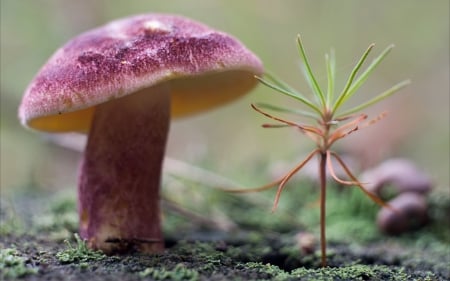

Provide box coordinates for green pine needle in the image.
[332,44,375,114]
[254,102,319,120]
[337,79,411,117]
[325,49,336,108]
[297,35,326,108]
[255,36,407,132]
[338,44,395,110]
[255,76,322,115]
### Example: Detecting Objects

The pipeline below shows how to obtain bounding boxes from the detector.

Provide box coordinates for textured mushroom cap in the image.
[377,192,428,235]
[360,158,432,196]
[19,14,263,132]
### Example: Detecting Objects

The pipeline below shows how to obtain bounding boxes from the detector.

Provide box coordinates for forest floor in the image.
[1,177,449,280]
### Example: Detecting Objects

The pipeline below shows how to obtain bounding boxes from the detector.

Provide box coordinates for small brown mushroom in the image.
[19,14,263,253]
[360,158,432,196]
[295,231,317,255]
[360,159,432,235]
[377,192,428,235]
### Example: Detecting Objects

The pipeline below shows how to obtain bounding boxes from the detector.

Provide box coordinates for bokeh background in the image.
[1,0,449,197]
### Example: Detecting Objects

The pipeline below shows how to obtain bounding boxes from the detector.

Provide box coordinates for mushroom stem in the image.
[78,84,170,254]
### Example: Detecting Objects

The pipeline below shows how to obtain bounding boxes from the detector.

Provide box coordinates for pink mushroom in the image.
[360,158,433,235]
[360,158,432,196]
[377,192,428,235]
[19,14,263,254]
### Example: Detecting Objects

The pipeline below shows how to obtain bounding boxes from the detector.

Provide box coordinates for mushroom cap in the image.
[19,14,263,132]
[360,158,432,196]
[377,192,428,235]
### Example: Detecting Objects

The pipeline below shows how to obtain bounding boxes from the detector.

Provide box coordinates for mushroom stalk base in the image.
[78,85,170,254]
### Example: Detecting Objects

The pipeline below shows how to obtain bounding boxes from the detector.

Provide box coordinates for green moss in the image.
[240,262,289,280]
[34,192,78,240]
[0,202,25,236]
[426,190,450,243]
[232,262,439,281]
[55,233,106,264]
[139,263,200,281]
[290,264,419,281]
[172,240,218,257]
[0,248,38,279]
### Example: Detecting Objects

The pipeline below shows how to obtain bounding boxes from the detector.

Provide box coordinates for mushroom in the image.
[377,192,428,235]
[360,158,433,235]
[360,158,432,196]
[19,14,263,254]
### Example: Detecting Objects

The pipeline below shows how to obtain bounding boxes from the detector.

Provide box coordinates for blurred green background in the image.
[1,0,449,197]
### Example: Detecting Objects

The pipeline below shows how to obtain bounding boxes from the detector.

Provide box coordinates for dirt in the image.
[1,186,449,280]
[1,230,449,281]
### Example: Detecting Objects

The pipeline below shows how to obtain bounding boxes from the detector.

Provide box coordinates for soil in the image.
[1,231,449,281]
[1,187,449,280]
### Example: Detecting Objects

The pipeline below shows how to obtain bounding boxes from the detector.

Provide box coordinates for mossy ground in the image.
[1,179,449,280]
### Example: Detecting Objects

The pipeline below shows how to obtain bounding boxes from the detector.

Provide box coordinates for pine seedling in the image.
[229,35,410,267]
